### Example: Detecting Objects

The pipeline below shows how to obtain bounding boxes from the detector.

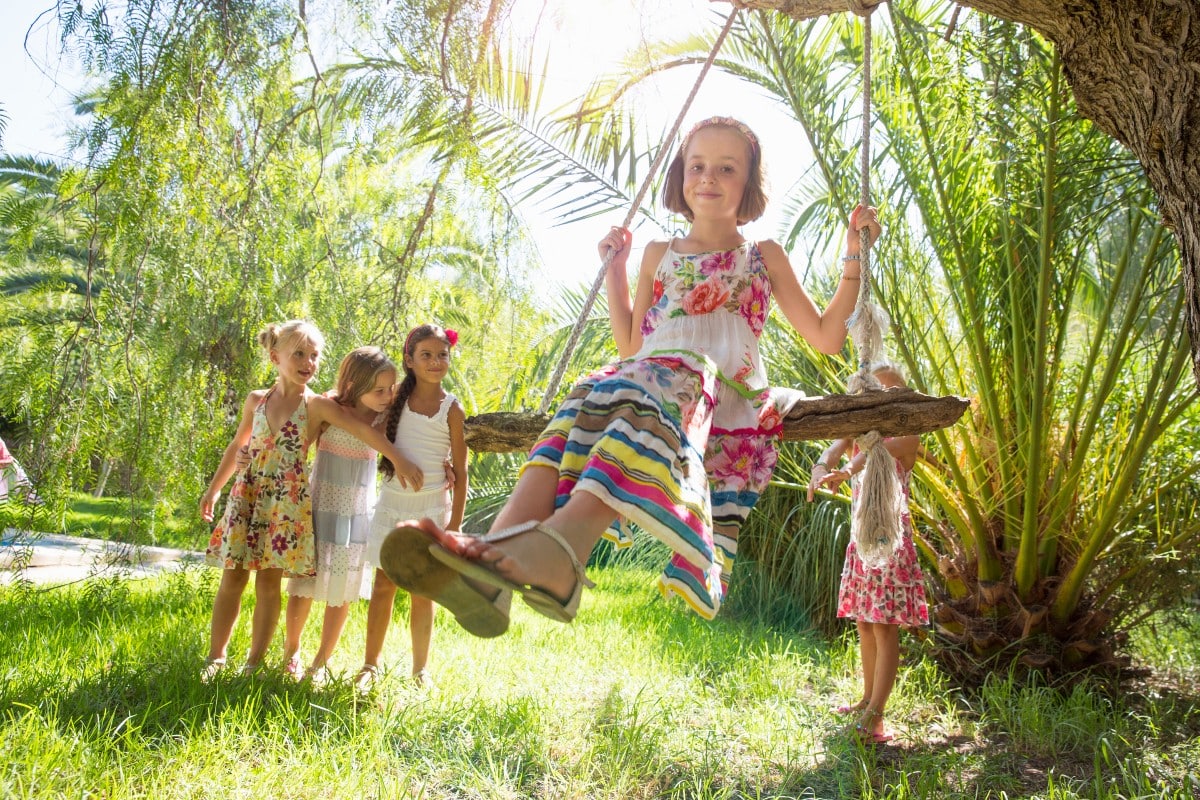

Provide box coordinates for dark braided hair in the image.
[378,324,454,479]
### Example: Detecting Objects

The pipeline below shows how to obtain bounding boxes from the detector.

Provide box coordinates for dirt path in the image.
[1,530,203,585]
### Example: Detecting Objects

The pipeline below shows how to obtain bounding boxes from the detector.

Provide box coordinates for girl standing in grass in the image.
[199,321,417,681]
[280,346,401,684]
[356,324,474,691]
[807,362,929,744]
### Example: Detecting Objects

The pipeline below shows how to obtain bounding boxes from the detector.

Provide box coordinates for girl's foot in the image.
[354,664,379,695]
[413,669,434,688]
[852,709,894,744]
[305,665,329,687]
[283,654,304,681]
[238,661,264,678]
[200,657,227,684]
[421,518,593,623]
[833,700,869,714]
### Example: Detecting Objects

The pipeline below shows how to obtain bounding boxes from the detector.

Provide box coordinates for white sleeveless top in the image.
[378,392,456,496]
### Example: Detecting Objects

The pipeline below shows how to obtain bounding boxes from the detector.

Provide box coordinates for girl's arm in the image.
[808,437,853,501]
[811,435,919,500]
[601,227,663,358]
[764,205,882,354]
[446,400,469,531]
[200,390,262,522]
[309,395,423,490]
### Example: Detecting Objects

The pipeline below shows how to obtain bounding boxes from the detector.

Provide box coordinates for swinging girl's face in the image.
[682,126,751,222]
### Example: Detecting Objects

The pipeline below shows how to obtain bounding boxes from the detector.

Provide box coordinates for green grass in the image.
[2,568,1198,799]
[55,492,208,551]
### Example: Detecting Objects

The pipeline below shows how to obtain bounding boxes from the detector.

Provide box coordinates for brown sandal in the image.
[378,522,512,638]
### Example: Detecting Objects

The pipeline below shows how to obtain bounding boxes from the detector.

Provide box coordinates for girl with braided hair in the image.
[356,324,482,691]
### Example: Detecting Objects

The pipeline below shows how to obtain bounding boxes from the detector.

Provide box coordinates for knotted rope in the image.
[843,2,903,569]
[538,8,742,414]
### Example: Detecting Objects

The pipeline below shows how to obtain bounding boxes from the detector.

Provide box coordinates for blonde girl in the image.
[356,324,472,690]
[199,321,416,680]
[281,347,400,683]
[808,362,929,744]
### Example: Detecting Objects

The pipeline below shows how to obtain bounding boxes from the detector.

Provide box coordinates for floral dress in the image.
[837,456,929,626]
[206,388,316,575]
[527,240,793,619]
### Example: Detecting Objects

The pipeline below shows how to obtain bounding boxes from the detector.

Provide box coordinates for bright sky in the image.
[0,0,815,291]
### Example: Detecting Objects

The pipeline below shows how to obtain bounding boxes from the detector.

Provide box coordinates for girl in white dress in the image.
[357,324,471,690]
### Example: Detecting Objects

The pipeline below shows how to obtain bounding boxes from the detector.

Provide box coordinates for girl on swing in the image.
[380,116,881,635]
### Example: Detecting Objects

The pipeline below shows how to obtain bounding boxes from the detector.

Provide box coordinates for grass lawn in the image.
[50,492,209,551]
[1,564,1198,799]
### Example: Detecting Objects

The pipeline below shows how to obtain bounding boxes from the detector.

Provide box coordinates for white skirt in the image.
[365,486,452,567]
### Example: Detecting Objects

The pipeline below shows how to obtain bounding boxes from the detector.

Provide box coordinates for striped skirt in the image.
[525,355,779,619]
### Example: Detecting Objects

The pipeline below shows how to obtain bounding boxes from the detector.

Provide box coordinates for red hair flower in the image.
[445,328,459,347]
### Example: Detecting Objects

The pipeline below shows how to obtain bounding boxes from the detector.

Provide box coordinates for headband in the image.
[680,116,760,157]
[404,326,458,354]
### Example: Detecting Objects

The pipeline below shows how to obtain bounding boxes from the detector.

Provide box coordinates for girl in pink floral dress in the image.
[809,363,929,743]
[380,116,881,634]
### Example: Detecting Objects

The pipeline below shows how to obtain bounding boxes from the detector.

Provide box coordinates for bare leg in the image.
[309,602,352,670]
[860,623,900,736]
[244,568,283,667]
[361,569,398,670]
[408,594,434,675]
[488,465,558,531]
[856,619,875,710]
[283,594,313,666]
[429,487,618,604]
[207,568,251,661]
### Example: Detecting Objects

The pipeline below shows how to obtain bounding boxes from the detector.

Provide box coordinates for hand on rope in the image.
[841,204,882,277]
[598,227,633,268]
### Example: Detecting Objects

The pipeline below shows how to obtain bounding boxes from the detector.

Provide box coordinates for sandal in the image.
[378,523,512,638]
[283,654,304,681]
[427,520,595,624]
[199,657,226,684]
[852,709,894,744]
[305,665,329,687]
[354,664,378,695]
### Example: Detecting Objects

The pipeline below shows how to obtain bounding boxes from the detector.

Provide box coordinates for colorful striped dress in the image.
[526,240,790,619]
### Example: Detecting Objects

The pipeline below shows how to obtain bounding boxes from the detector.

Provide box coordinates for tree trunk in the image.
[719,0,1200,384]
[465,389,970,452]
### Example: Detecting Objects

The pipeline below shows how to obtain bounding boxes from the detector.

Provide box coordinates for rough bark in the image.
[465,389,970,452]
[718,0,1200,384]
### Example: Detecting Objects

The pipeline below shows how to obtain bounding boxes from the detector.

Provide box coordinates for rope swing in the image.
[842,1,905,569]
[463,2,970,454]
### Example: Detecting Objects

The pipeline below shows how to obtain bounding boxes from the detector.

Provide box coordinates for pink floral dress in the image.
[205,388,316,575]
[528,240,791,619]
[837,456,929,626]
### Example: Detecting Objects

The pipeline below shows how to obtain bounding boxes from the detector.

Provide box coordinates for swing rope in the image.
[537,8,742,415]
[842,2,905,569]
